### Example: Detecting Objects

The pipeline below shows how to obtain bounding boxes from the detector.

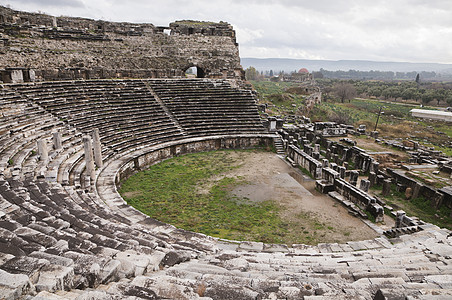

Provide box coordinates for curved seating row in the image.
[0,79,451,299]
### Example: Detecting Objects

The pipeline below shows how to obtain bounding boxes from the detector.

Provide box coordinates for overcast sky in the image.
[3,0,452,63]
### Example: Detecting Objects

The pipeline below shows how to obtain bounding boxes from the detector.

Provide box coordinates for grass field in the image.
[119,149,371,245]
[119,150,291,243]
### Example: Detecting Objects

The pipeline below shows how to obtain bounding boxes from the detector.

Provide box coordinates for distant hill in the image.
[241,58,452,74]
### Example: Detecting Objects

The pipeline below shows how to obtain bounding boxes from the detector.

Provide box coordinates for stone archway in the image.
[184,65,205,78]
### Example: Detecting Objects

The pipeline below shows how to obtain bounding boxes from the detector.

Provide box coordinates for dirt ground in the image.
[216,151,379,244]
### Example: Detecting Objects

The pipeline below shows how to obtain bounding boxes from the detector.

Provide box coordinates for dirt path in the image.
[219,151,379,244]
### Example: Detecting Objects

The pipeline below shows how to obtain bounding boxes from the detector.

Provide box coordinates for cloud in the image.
[9,0,84,8]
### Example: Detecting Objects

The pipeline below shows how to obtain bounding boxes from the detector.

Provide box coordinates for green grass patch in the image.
[120,150,291,243]
[250,81,307,116]
[298,166,314,179]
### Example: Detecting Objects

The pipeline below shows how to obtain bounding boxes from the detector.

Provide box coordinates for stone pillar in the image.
[312,152,320,160]
[371,161,380,174]
[368,171,376,187]
[396,210,406,228]
[52,132,62,150]
[382,179,392,196]
[268,117,276,132]
[343,162,349,170]
[331,146,337,154]
[349,171,359,186]
[359,179,370,193]
[314,144,320,153]
[37,139,48,162]
[326,149,331,160]
[342,149,349,162]
[83,136,96,181]
[376,175,385,186]
[330,163,338,171]
[362,158,370,173]
[92,128,103,168]
[339,166,346,179]
[335,154,341,164]
[322,159,329,168]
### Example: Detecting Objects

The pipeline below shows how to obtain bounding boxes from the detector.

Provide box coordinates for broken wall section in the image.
[0,6,243,82]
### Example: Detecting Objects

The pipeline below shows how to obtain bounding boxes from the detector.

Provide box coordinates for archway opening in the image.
[185,66,205,78]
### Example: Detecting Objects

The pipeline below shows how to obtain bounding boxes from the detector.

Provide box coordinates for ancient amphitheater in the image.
[1,6,451,300]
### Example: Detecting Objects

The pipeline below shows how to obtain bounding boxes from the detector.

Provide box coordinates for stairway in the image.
[273,136,285,156]
[142,80,188,137]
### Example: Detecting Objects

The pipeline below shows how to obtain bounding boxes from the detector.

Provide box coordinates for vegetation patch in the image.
[250,81,306,116]
[120,150,292,243]
[120,149,361,245]
[373,184,452,230]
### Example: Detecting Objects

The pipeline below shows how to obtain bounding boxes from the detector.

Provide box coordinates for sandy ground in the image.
[218,151,379,244]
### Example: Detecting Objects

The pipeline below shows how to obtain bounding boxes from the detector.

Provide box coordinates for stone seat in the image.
[100,120,179,144]
[2,78,451,299]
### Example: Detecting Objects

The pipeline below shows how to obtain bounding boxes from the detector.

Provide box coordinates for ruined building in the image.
[0,5,243,82]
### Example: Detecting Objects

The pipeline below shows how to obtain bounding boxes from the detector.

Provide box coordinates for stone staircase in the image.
[273,136,285,156]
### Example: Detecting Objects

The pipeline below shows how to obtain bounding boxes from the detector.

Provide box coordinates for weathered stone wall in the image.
[0,6,243,81]
[115,136,273,186]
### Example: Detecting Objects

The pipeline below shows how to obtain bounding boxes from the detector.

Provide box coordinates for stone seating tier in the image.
[1,79,451,299]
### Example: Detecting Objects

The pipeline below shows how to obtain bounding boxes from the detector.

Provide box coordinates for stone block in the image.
[160,251,191,267]
[368,171,376,187]
[316,180,335,194]
[349,171,359,186]
[0,256,49,284]
[29,251,74,267]
[382,179,391,196]
[359,179,370,193]
[35,264,74,292]
[115,250,150,277]
[0,269,34,300]
[238,241,264,252]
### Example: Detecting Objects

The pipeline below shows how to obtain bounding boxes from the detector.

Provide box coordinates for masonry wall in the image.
[0,6,243,81]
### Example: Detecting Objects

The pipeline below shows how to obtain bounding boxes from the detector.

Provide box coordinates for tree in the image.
[333,82,356,103]
[382,87,398,100]
[401,88,417,101]
[269,70,274,77]
[369,86,382,98]
[245,66,259,81]
[446,93,452,106]
[415,73,420,84]
[312,71,324,79]
[433,89,446,105]
[421,90,435,105]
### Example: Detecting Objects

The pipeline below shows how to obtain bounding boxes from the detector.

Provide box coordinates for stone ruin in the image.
[0,5,243,82]
[275,121,452,232]
[0,6,451,300]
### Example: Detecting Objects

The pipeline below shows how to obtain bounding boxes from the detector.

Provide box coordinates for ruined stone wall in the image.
[115,136,273,187]
[0,6,243,81]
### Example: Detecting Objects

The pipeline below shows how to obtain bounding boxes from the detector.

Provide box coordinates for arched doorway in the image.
[184,66,205,78]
